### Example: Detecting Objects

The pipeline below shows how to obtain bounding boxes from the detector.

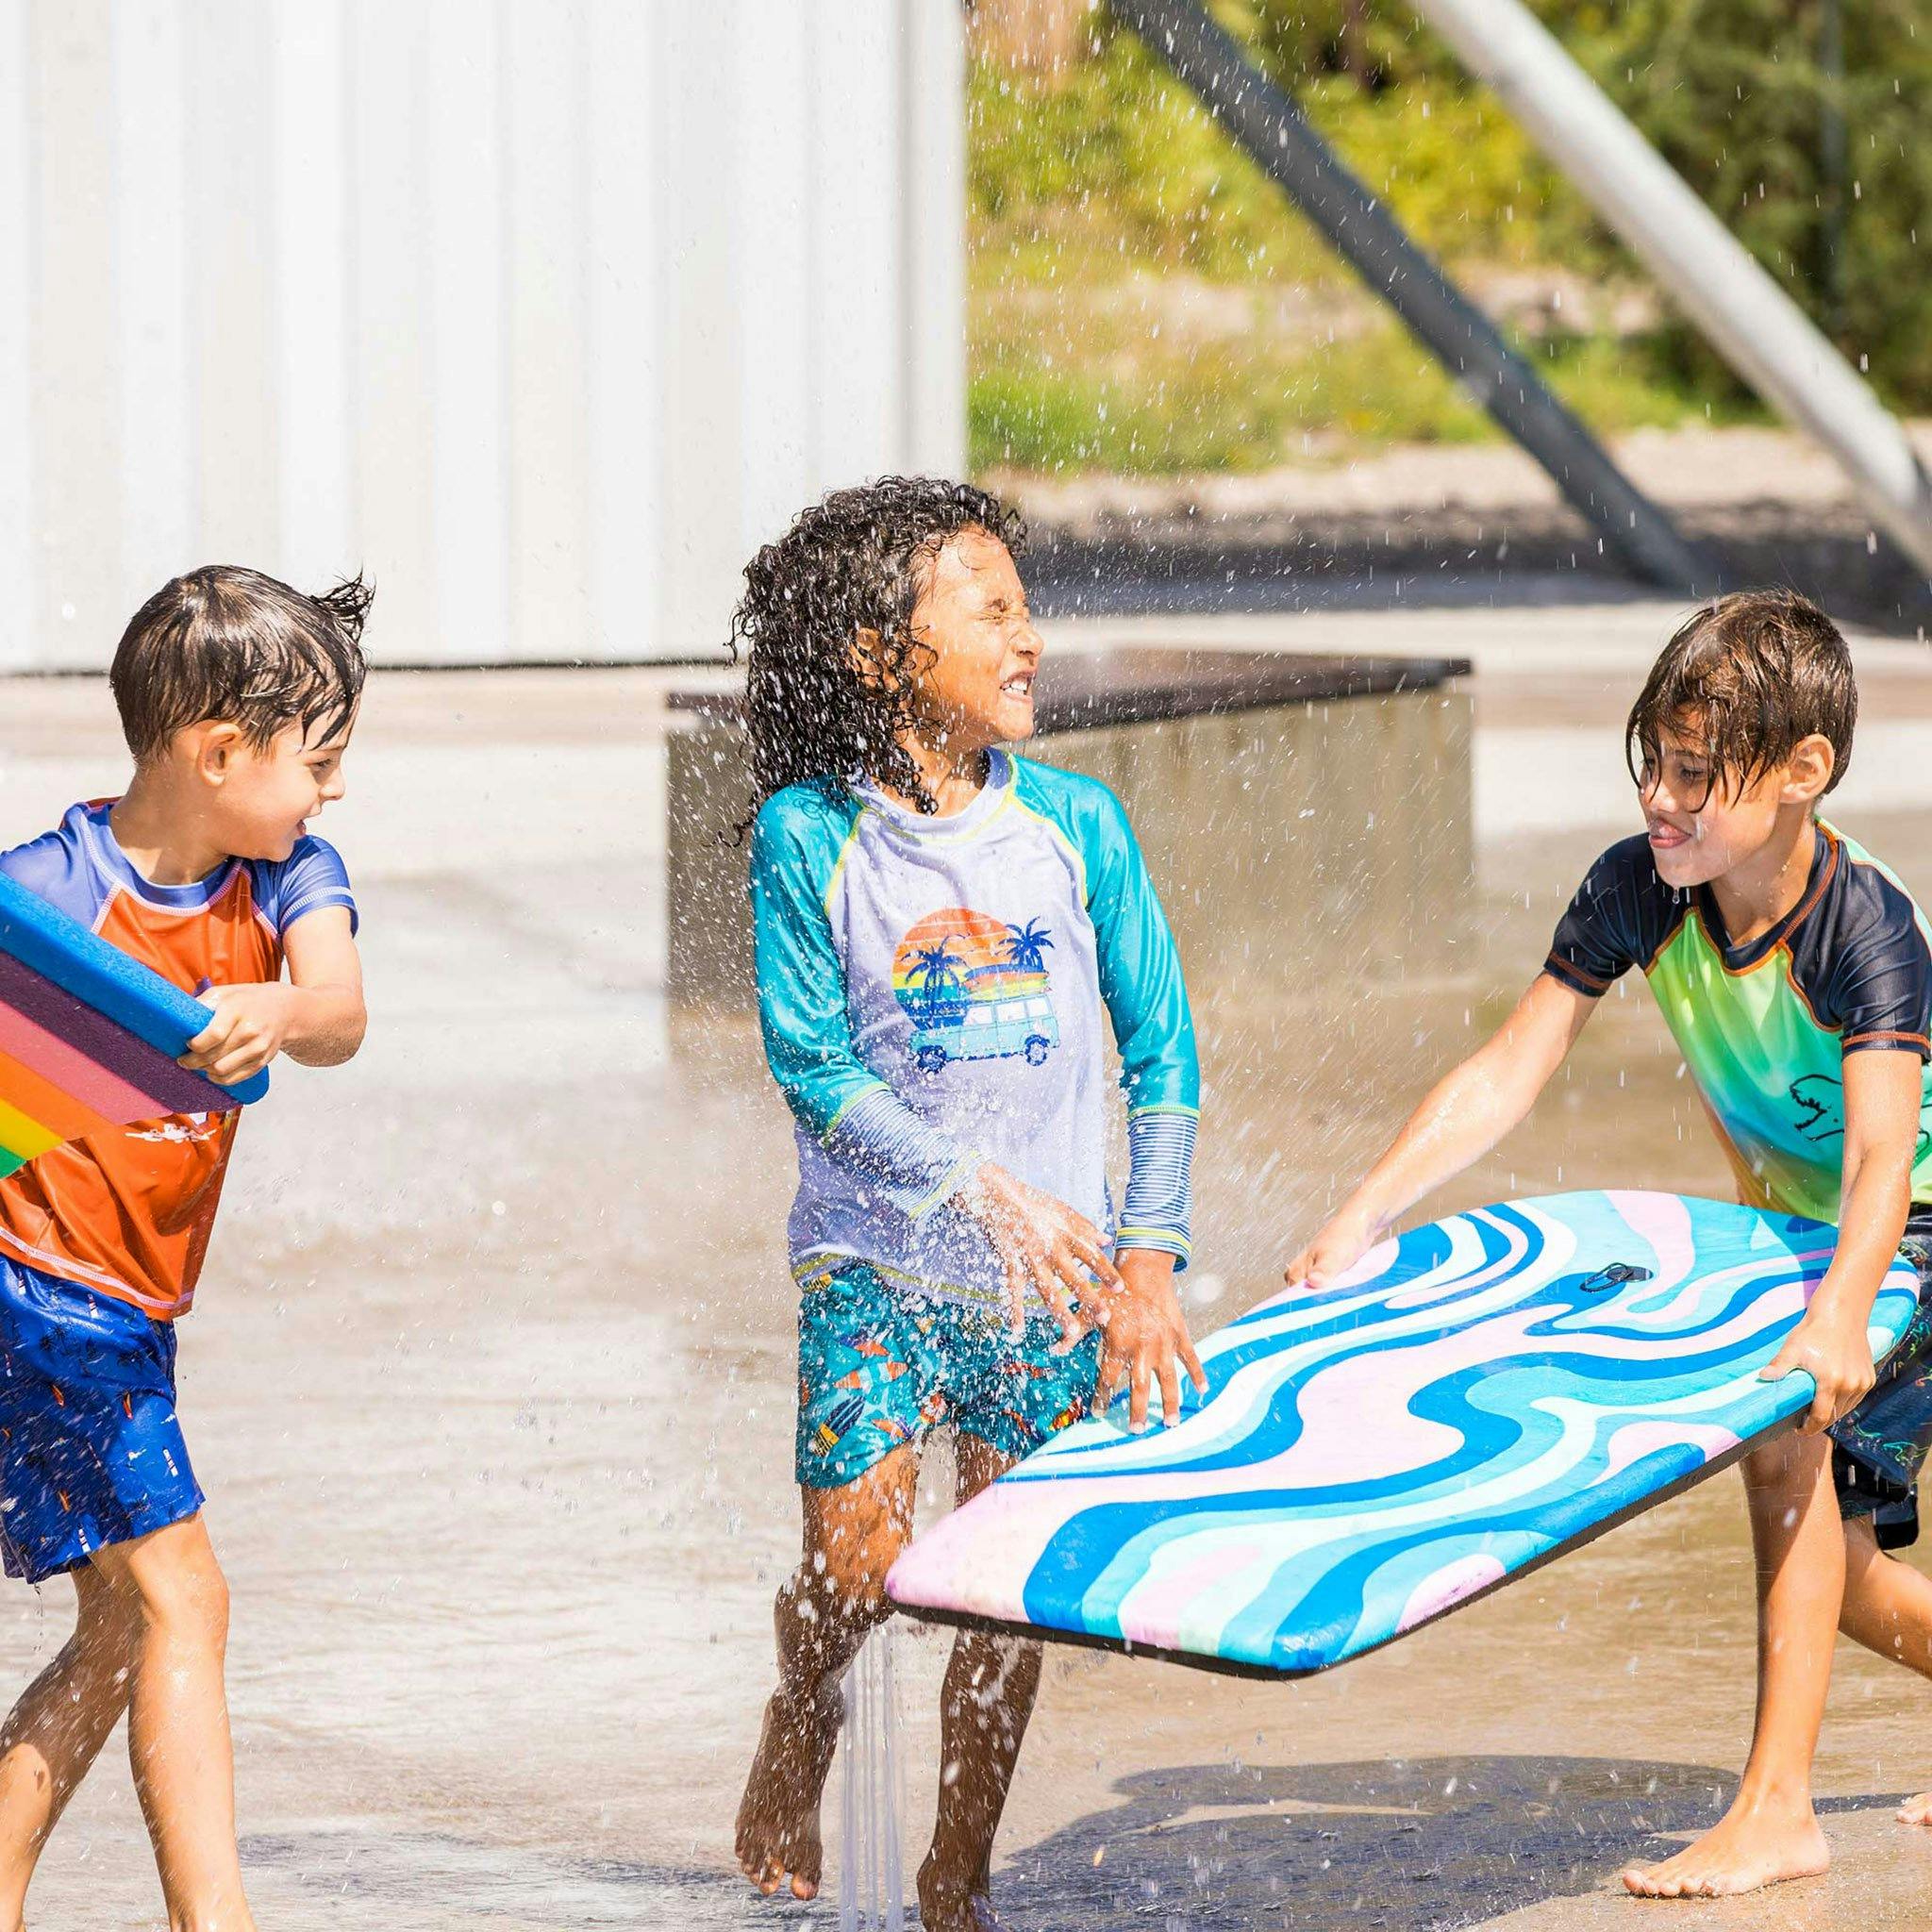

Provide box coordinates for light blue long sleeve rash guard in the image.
[750,749,1200,1307]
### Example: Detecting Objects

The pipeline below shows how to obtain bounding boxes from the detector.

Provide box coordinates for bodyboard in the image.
[0,869,266,1179]
[886,1191,1923,1677]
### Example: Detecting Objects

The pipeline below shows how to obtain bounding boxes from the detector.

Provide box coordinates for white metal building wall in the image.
[0,0,966,669]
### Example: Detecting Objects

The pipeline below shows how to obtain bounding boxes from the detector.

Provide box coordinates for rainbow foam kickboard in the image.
[887,1191,1922,1677]
[0,870,266,1178]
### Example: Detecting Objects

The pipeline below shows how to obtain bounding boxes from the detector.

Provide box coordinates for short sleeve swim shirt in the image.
[1543,820,1932,1222]
[0,801,356,1319]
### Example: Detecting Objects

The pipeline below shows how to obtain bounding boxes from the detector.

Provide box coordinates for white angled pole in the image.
[1414,0,1932,582]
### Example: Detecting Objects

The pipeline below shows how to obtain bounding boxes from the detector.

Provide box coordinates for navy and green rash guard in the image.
[750,750,1200,1307]
[1543,820,1932,1223]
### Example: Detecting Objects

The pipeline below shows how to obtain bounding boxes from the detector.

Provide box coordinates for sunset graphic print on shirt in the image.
[891,907,1059,1073]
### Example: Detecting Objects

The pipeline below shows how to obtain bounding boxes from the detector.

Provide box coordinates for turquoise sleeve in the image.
[1019,763,1201,1265]
[749,792,981,1219]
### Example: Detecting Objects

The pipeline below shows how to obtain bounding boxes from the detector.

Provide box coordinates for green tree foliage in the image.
[1541,0,1932,404]
[1237,0,1932,407]
[969,14,1605,280]
[970,0,1931,452]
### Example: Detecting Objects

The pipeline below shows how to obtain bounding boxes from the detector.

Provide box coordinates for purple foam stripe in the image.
[0,953,241,1120]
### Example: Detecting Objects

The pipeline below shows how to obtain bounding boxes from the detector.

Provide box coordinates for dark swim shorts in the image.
[1831,1211,1932,1550]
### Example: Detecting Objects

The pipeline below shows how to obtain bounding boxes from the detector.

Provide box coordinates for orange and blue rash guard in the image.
[1543,820,1932,1224]
[0,801,356,1320]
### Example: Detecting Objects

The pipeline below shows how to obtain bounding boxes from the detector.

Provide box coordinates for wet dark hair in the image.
[1625,589,1857,807]
[728,476,1026,821]
[110,566,371,763]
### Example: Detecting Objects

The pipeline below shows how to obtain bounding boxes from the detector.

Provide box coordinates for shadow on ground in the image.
[238,1756,1903,1928]
[996,1754,1888,1931]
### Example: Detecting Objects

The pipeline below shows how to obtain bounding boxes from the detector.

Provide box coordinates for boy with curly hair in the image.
[732,478,1206,1931]
[0,567,368,1932]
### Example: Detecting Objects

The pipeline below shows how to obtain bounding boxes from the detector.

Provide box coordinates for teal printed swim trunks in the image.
[795,1264,1104,1488]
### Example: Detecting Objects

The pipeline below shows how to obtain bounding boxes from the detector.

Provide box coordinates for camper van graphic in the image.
[892,907,1059,1074]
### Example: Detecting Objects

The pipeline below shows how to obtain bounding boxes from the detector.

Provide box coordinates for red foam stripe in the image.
[0,998,172,1125]
[0,952,232,1120]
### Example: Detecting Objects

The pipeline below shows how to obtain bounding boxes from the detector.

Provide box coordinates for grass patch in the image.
[970,307,1763,477]
[968,29,1781,475]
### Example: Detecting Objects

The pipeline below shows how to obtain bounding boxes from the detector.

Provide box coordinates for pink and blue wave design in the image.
[887,1191,1922,1677]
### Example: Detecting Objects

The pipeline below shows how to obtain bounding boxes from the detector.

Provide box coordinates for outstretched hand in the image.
[1759,1306,1876,1434]
[1086,1248,1208,1433]
[1284,1204,1382,1294]
[954,1162,1124,1341]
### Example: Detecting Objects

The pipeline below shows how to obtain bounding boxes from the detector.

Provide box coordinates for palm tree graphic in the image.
[1002,919,1054,974]
[908,938,968,1021]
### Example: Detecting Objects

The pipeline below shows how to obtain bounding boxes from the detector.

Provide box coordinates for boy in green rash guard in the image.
[1288,590,1932,1900]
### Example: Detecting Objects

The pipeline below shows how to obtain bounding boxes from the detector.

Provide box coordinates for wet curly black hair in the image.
[729,475,1025,822]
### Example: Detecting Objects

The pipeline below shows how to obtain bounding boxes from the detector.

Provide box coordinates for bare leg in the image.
[0,1568,139,1930]
[1623,1432,1838,1898]
[917,1435,1040,1932]
[92,1515,255,1932]
[737,1445,918,1900]
[1835,1513,1932,1823]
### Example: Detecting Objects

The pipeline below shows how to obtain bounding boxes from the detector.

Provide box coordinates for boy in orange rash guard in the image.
[0,568,369,1932]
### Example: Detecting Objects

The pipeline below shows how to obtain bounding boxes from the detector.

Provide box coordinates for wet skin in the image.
[733,1435,1040,1932]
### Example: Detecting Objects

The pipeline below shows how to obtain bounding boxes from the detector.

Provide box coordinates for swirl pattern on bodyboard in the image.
[887,1191,1922,1676]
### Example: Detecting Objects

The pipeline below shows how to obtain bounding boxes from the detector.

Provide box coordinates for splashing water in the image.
[840,1624,906,1932]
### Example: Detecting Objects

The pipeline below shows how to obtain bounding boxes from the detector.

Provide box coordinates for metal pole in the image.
[1111,0,1710,592]
[1413,0,1932,583]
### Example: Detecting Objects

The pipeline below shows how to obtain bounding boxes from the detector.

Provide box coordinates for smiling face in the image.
[899,527,1042,757]
[197,714,354,861]
[1637,713,1831,891]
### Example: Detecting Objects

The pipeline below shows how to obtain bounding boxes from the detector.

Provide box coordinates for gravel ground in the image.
[997,425,1932,634]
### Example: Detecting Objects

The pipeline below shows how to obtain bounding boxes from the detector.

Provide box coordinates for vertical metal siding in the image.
[0,0,965,669]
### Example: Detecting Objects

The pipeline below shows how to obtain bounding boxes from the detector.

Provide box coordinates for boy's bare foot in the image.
[735,1681,841,1900]
[1896,1790,1932,1826]
[1620,1800,1829,1898]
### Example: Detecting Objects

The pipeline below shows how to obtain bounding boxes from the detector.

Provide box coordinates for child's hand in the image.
[1759,1305,1877,1433]
[1088,1249,1208,1433]
[1285,1204,1383,1293]
[177,983,300,1086]
[955,1163,1124,1341]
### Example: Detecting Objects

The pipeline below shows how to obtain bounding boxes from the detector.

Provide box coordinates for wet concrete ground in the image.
[5,597,1932,1927]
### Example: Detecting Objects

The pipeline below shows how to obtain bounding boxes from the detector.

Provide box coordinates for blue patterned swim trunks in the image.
[794,1264,1103,1489]
[0,1258,203,1583]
